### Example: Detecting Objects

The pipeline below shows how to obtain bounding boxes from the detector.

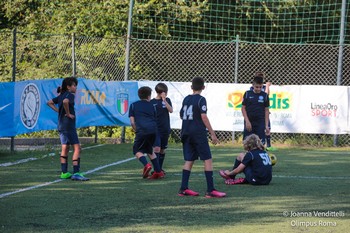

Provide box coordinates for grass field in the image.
[0,143,349,233]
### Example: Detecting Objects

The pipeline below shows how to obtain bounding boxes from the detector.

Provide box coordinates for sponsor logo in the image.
[227,91,244,110]
[117,93,129,115]
[20,83,40,129]
[227,91,291,110]
[80,89,106,105]
[311,102,337,117]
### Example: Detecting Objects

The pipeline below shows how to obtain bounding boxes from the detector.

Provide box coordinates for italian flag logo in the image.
[117,93,129,115]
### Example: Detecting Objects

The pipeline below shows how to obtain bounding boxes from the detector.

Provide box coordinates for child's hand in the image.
[65,113,75,119]
[266,82,272,87]
[160,92,167,101]
[245,121,252,132]
[211,135,219,145]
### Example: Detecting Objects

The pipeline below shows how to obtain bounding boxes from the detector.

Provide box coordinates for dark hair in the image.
[254,71,265,78]
[191,77,205,91]
[253,76,264,85]
[58,77,78,94]
[155,83,168,94]
[138,86,152,99]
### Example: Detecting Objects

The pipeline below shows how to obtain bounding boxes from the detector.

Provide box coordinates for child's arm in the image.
[241,105,252,132]
[225,163,246,176]
[265,82,271,95]
[47,100,58,112]
[201,113,219,145]
[130,116,136,131]
[265,107,270,134]
[63,98,74,119]
[161,94,173,113]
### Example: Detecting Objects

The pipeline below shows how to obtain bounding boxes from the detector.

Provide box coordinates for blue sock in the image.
[139,156,148,166]
[180,169,191,190]
[158,153,165,170]
[73,159,80,173]
[151,157,161,172]
[205,171,214,192]
[61,163,68,173]
[266,135,271,147]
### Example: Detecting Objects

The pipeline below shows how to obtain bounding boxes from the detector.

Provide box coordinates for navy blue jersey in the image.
[180,94,207,136]
[52,92,76,132]
[129,100,157,135]
[242,90,269,121]
[242,149,272,184]
[150,97,172,134]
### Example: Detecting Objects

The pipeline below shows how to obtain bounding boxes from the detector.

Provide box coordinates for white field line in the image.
[0,157,135,199]
[0,144,105,167]
[171,173,349,180]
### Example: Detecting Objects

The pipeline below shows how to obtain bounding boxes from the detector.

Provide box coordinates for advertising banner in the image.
[0,78,139,137]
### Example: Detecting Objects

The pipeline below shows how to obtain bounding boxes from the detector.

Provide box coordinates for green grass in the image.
[0,144,349,233]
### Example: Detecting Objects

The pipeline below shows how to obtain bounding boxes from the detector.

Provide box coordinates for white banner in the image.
[138,81,349,134]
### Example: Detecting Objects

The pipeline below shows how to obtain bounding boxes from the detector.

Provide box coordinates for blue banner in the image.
[0,78,139,137]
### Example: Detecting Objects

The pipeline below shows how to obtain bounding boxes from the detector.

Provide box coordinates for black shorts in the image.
[181,134,212,161]
[133,133,156,155]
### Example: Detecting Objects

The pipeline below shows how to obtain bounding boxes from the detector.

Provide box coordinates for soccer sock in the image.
[151,157,161,172]
[139,156,148,166]
[180,169,191,190]
[205,170,214,192]
[73,159,80,174]
[266,135,271,147]
[60,156,68,173]
[158,153,165,170]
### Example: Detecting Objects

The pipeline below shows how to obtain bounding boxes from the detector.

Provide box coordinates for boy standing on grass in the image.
[129,86,164,179]
[150,83,173,174]
[251,71,276,151]
[47,77,89,181]
[178,77,226,198]
[242,75,270,146]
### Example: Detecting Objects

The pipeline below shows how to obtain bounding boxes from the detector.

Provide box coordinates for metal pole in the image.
[72,33,76,76]
[10,28,17,153]
[333,0,347,146]
[121,0,134,144]
[234,34,239,84]
[124,0,134,82]
[232,35,239,143]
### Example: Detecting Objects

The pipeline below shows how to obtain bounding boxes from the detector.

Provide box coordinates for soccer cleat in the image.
[225,177,247,185]
[219,170,231,180]
[142,163,152,178]
[71,172,90,181]
[178,188,199,197]
[266,146,277,151]
[151,169,166,176]
[205,189,226,198]
[148,171,165,179]
[60,172,72,179]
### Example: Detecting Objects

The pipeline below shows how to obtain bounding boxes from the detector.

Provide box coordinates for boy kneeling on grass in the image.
[219,134,272,185]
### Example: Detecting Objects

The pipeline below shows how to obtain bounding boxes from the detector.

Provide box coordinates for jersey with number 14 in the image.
[180,94,207,136]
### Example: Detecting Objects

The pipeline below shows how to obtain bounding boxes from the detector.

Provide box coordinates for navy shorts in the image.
[181,134,212,161]
[153,133,170,149]
[59,131,80,145]
[133,133,156,155]
[243,119,266,145]
[243,166,271,185]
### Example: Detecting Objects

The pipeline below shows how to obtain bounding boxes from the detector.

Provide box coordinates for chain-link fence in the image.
[1,30,350,146]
